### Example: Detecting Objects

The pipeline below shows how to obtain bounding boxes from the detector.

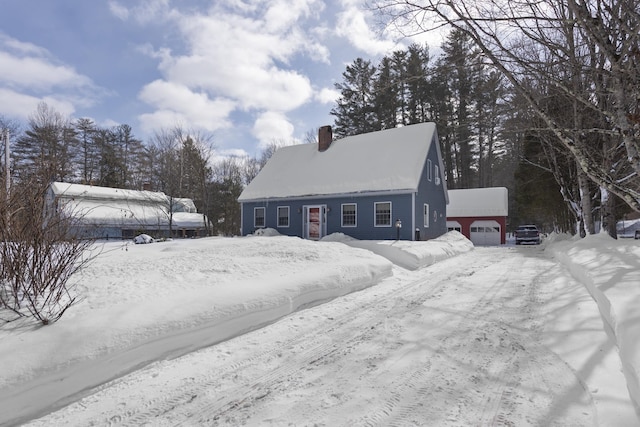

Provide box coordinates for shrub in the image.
[0,179,98,325]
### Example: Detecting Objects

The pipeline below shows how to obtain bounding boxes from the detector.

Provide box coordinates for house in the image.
[46,182,209,239]
[238,123,449,241]
[446,187,509,245]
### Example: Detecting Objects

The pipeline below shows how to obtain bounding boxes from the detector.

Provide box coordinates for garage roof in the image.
[447,187,508,217]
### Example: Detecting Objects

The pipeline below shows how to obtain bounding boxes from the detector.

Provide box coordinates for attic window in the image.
[435,165,441,185]
[427,159,432,181]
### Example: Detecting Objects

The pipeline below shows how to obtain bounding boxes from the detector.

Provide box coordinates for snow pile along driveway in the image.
[548,233,640,414]
[0,231,472,426]
[324,230,474,270]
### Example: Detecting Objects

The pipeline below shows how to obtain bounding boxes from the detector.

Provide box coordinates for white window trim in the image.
[424,203,430,228]
[374,201,392,227]
[254,207,265,228]
[427,159,432,181]
[341,203,357,227]
[435,165,441,185]
[277,206,290,228]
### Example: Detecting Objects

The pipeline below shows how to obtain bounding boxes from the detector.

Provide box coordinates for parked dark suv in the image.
[515,224,541,245]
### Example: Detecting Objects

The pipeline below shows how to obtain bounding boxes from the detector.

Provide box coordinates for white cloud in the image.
[252,111,297,148]
[108,1,130,20]
[335,1,400,56]
[263,0,320,33]
[132,1,329,138]
[109,0,172,24]
[167,12,316,111]
[0,35,94,91]
[316,87,340,104]
[0,88,75,119]
[0,51,93,91]
[138,79,235,132]
[0,34,101,120]
[1,35,49,57]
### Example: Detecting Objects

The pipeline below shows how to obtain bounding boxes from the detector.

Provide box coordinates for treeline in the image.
[0,103,268,236]
[331,35,514,191]
[330,26,638,235]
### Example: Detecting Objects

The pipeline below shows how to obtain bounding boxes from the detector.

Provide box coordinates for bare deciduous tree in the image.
[0,179,98,325]
[375,0,640,220]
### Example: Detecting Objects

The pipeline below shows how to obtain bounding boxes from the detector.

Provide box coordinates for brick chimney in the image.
[318,125,333,152]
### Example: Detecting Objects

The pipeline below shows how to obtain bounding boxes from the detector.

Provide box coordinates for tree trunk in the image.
[600,187,617,239]
[577,166,595,236]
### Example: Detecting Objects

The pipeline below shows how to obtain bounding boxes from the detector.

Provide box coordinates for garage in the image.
[446,187,508,245]
[470,220,501,246]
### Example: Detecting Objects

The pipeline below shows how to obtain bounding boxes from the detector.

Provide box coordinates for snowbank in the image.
[547,233,640,414]
[324,230,474,270]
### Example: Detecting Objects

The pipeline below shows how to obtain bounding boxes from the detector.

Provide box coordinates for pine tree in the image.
[330,58,378,138]
[373,56,399,130]
[75,118,99,185]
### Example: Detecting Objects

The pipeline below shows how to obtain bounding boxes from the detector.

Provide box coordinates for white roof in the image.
[446,187,508,217]
[48,182,207,228]
[239,123,445,201]
[50,182,167,203]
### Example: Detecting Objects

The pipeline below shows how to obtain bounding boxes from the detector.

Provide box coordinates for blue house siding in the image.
[241,192,420,240]
[413,135,448,240]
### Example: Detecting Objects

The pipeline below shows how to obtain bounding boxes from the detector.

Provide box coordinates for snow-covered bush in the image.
[251,228,281,237]
[133,234,154,244]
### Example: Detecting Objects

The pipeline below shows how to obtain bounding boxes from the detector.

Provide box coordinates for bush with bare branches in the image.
[0,179,98,325]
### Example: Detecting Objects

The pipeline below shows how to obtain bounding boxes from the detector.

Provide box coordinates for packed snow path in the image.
[26,245,615,426]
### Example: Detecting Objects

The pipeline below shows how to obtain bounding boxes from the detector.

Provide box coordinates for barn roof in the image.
[239,122,446,201]
[447,187,508,217]
[48,182,206,228]
[49,181,166,203]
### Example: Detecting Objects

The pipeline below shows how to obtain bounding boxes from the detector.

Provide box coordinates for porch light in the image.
[395,219,402,240]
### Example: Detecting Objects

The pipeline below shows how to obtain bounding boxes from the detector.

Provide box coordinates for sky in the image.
[0,0,443,158]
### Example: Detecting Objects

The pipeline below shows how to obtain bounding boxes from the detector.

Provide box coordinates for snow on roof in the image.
[172,212,206,228]
[50,182,167,203]
[62,197,168,227]
[239,123,442,201]
[447,187,508,217]
[49,182,207,228]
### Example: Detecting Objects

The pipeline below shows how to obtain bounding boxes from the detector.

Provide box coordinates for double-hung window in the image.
[277,206,289,227]
[254,207,265,228]
[374,202,392,227]
[342,203,357,227]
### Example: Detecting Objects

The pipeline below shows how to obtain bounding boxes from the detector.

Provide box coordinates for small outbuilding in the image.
[46,182,209,239]
[446,187,509,245]
[238,123,449,241]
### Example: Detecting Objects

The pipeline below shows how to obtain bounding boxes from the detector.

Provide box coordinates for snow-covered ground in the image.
[0,230,638,426]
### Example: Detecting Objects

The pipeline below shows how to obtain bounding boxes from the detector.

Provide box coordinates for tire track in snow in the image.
[90,254,490,426]
[354,249,596,427]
